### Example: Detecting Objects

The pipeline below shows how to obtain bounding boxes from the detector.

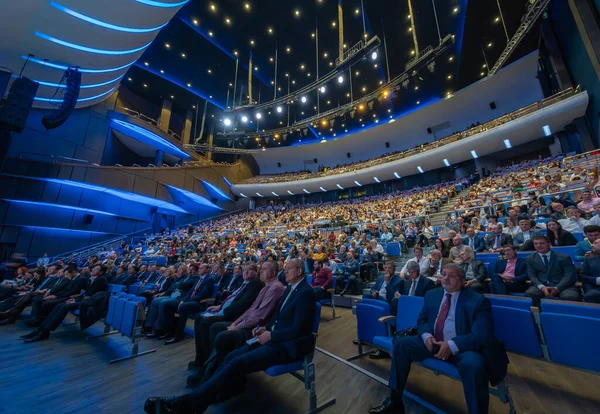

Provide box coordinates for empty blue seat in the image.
[156,256,167,266]
[373,296,423,353]
[263,303,336,412]
[350,299,390,361]
[386,242,401,257]
[551,246,579,265]
[127,283,141,295]
[491,304,543,358]
[540,300,600,321]
[319,276,339,321]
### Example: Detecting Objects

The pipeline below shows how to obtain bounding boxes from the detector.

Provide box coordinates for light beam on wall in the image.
[50,2,169,33]
[35,31,152,55]
[34,86,116,103]
[135,0,189,7]
[111,119,191,159]
[201,180,233,201]
[3,199,117,216]
[165,185,223,210]
[23,55,138,74]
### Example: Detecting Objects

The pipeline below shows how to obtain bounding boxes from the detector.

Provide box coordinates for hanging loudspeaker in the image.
[41,67,81,130]
[0,76,39,132]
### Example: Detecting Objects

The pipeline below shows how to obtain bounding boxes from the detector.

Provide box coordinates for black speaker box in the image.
[277,162,281,167]
[426,127,432,134]
[314,158,318,163]
[83,214,94,224]
[489,101,496,110]
[347,152,351,158]
[0,77,39,132]
[385,142,390,148]
[42,68,81,130]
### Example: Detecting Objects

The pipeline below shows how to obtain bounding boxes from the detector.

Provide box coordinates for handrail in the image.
[18,152,90,165]
[563,150,600,164]
[242,87,579,184]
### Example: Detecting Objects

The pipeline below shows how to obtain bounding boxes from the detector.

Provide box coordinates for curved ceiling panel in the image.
[1,0,185,108]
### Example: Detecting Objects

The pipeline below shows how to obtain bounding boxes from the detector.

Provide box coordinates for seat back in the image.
[386,243,400,256]
[540,300,600,320]
[313,302,322,335]
[127,283,141,295]
[491,306,543,357]
[356,301,390,344]
[540,313,600,372]
[106,295,119,327]
[306,275,312,285]
[330,276,337,291]
[551,246,578,265]
[111,297,127,331]
[487,295,533,311]
[395,296,424,331]
[120,300,140,338]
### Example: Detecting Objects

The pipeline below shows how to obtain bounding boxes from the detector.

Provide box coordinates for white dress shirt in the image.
[558,218,588,233]
[421,290,461,354]
[400,257,430,276]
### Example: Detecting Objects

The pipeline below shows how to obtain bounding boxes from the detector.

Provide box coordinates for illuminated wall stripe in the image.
[50,2,169,33]
[111,119,191,159]
[35,31,152,55]
[15,74,123,89]
[3,199,116,216]
[23,55,137,74]
[34,86,116,103]
[135,0,189,8]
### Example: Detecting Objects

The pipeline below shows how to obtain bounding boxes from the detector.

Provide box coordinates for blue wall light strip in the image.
[3,199,116,216]
[16,74,124,89]
[23,225,115,235]
[166,185,223,210]
[135,0,189,7]
[201,180,232,201]
[35,31,152,55]
[23,55,136,74]
[34,86,117,103]
[50,2,169,33]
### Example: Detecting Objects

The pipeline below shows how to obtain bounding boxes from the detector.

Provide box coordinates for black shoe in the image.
[0,317,16,326]
[353,339,360,345]
[369,350,391,360]
[186,373,202,388]
[144,331,162,339]
[24,331,50,343]
[187,361,201,371]
[20,328,41,339]
[25,319,42,328]
[143,396,182,414]
[164,337,182,345]
[158,332,170,340]
[368,397,405,414]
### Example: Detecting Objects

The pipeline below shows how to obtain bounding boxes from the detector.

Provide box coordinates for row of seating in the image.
[89,292,156,364]
[354,294,600,412]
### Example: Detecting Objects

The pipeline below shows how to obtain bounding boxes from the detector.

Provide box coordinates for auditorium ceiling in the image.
[125,0,541,148]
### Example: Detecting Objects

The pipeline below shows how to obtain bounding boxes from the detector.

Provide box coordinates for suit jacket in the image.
[217,271,234,292]
[113,273,137,286]
[369,274,402,304]
[56,275,89,300]
[397,276,435,297]
[79,291,110,330]
[418,288,509,385]
[574,240,592,262]
[85,275,109,297]
[513,230,543,247]
[485,233,513,250]
[461,260,487,283]
[493,258,528,283]
[580,256,600,285]
[462,236,485,253]
[155,277,175,293]
[164,275,198,296]
[268,279,316,360]
[526,251,576,292]
[221,277,263,320]
[225,273,244,293]
[47,277,69,295]
[182,275,215,302]
[277,270,287,286]
[427,258,453,277]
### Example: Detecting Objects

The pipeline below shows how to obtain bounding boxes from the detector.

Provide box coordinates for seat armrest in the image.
[136,302,147,322]
[200,298,216,304]
[326,289,335,293]
[378,315,396,324]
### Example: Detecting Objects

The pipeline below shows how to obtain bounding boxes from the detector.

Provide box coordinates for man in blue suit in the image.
[580,239,600,303]
[462,227,485,253]
[390,262,435,316]
[574,225,600,262]
[369,263,509,414]
[144,258,316,413]
[490,245,529,294]
[367,261,401,305]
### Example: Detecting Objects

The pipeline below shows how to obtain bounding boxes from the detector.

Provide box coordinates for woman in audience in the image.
[434,238,449,258]
[546,219,578,246]
[417,220,434,247]
[458,223,469,238]
[503,218,520,237]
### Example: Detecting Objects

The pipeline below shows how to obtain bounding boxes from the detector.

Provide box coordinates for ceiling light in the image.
[276,106,283,113]
[165,43,170,49]
[186,82,191,87]
[371,51,378,60]
[181,53,186,58]
[255,113,262,119]
[416,101,420,104]
[170,95,174,99]
[256,67,259,71]
[487,42,493,48]
[143,83,148,88]
[453,7,459,13]
[287,190,294,195]
[320,86,326,93]
[355,8,360,14]
[311,32,315,38]
[355,71,360,76]
[294,9,300,16]
[286,47,291,53]
[210,4,216,12]
[207,69,212,74]
[320,187,326,192]
[300,64,305,70]
[303,189,310,194]
[144,61,149,66]
[410,50,415,55]
[543,125,552,136]
[323,52,328,58]
[250,39,255,45]
[241,116,248,123]
[362,87,366,92]
[417,166,424,173]
[443,158,451,167]
[482,63,487,68]
[223,118,231,126]
[336,184,343,189]
[408,27,412,32]
[480,72,485,76]
[495,16,500,23]
[338,75,344,83]
[394,172,401,179]
[307,73,311,77]
[160,69,164,74]
[504,139,512,148]
[471,150,478,159]
[128,77,132,81]
[244,3,250,11]
[332,21,336,27]
[354,181,362,186]
[407,14,411,19]
[449,56,454,62]
[447,75,451,79]
[193,19,199,25]
[268,27,273,34]
[208,31,213,37]
[374,177,380,183]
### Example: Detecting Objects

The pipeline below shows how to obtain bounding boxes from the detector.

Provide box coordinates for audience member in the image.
[579,239,600,303]
[490,245,528,294]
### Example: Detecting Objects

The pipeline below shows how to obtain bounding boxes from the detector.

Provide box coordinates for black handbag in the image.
[392,327,418,348]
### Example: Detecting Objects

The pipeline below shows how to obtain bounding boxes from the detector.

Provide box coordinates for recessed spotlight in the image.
[160,69,164,74]
[286,47,291,53]
[223,118,231,126]
[453,7,459,13]
[371,51,378,60]
[494,16,500,23]
[165,43,171,49]
[255,113,262,119]
[170,95,174,99]
[449,56,454,62]
[332,21,336,27]
[193,19,199,25]
[250,39,255,45]
[208,31,213,37]
[144,61,149,66]
[207,69,212,74]
[233,50,238,56]
[276,106,283,113]
[187,82,191,87]
[355,71,360,76]
[127,77,132,81]
[355,8,360,14]
[210,4,216,12]
[320,86,326,93]
[143,83,147,88]
[338,76,344,83]
[294,9,300,16]
[181,53,186,58]
[244,3,250,11]
[487,42,493,48]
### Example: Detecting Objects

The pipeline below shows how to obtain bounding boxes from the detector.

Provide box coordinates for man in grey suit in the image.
[579,238,600,303]
[513,218,542,249]
[485,224,513,252]
[525,236,581,306]
[458,249,487,293]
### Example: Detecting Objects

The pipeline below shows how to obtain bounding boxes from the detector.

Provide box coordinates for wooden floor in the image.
[0,307,598,414]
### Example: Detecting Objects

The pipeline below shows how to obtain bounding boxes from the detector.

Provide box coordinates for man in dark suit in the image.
[218,265,244,302]
[391,262,435,315]
[140,264,161,284]
[164,264,215,344]
[490,245,528,294]
[369,263,509,414]
[140,271,175,306]
[458,249,487,293]
[525,236,581,306]
[578,238,600,303]
[25,265,88,327]
[112,264,138,286]
[513,218,543,249]
[144,258,316,413]
[485,224,513,252]
[186,262,264,387]
[21,264,109,342]
[367,261,401,306]
[462,227,485,253]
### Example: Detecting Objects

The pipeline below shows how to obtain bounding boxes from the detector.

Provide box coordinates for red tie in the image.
[434,293,452,342]
[190,277,204,298]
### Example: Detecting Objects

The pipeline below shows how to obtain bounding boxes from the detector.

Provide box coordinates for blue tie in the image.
[542,254,550,269]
